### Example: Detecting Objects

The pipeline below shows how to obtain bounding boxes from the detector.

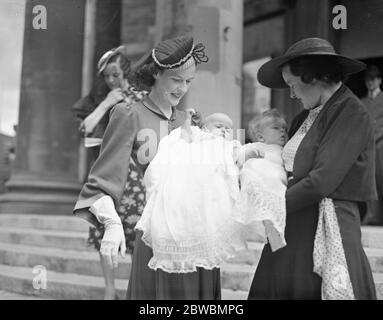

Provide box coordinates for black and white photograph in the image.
[0,0,382,310]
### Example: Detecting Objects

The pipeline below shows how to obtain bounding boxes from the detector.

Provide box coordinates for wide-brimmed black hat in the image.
[257,38,366,88]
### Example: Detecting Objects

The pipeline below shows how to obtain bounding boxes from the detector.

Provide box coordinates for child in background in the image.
[234,109,288,252]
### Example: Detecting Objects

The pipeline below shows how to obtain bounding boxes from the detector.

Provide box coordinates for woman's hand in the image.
[100,222,126,269]
[80,116,99,136]
[103,88,125,108]
[78,88,126,137]
[181,108,195,142]
[185,108,196,122]
[90,195,127,269]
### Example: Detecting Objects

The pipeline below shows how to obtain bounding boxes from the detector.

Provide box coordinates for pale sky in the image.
[0,0,25,136]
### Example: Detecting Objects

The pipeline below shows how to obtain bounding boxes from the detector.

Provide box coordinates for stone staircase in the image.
[0,214,382,300]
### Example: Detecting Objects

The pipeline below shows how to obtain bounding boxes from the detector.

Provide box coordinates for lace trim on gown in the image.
[135,127,247,273]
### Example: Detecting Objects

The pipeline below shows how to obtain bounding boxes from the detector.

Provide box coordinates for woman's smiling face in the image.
[282,64,322,110]
[152,60,196,107]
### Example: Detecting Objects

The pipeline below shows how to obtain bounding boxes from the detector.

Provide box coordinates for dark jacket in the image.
[73,95,186,226]
[286,84,378,213]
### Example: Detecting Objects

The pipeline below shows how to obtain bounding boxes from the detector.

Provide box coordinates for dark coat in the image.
[286,84,378,213]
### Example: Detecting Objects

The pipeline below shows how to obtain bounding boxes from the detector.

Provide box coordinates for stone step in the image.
[220,262,383,299]
[1,261,381,300]
[0,227,91,251]
[0,241,256,292]
[0,264,247,300]
[0,242,256,291]
[0,242,131,279]
[0,289,51,300]
[365,247,383,273]
[0,264,128,300]
[373,273,383,300]
[1,214,382,249]
[1,214,383,252]
[0,214,89,232]
[1,239,383,282]
[221,263,255,292]
[246,225,383,249]
[361,226,383,249]
[230,244,383,273]
[226,242,264,266]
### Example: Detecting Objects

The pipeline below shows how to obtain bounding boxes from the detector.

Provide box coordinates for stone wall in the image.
[121,0,156,62]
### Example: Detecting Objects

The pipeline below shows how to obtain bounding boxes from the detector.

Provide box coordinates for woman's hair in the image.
[89,50,132,106]
[248,109,286,142]
[364,65,382,80]
[284,56,348,85]
[107,52,131,79]
[128,55,164,91]
[72,49,133,124]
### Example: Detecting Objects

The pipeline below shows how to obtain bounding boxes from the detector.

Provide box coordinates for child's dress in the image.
[234,142,287,251]
[135,126,246,273]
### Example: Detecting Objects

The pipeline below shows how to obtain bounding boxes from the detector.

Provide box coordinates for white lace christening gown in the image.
[233,142,287,252]
[135,126,246,273]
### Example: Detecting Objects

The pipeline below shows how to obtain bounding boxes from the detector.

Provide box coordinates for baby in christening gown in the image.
[135,110,251,273]
[233,109,288,252]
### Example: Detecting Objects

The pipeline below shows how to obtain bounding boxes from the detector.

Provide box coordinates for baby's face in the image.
[204,118,233,139]
[260,120,287,146]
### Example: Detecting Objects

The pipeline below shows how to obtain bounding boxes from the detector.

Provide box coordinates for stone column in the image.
[0,0,86,215]
[78,0,122,182]
[155,0,244,132]
[92,0,122,79]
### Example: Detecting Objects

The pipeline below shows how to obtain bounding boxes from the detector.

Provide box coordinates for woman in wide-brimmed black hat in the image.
[248,37,377,300]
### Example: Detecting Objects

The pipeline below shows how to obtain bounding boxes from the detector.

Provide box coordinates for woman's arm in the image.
[74,102,139,223]
[75,102,139,268]
[81,88,126,136]
[72,95,95,122]
[286,104,373,213]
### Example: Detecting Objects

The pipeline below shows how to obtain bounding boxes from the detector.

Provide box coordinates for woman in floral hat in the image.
[73,36,218,299]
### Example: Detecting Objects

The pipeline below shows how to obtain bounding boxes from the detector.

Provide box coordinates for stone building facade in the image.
[0,0,382,215]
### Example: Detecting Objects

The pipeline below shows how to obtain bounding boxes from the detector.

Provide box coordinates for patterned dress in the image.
[73,84,147,254]
[87,159,146,253]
